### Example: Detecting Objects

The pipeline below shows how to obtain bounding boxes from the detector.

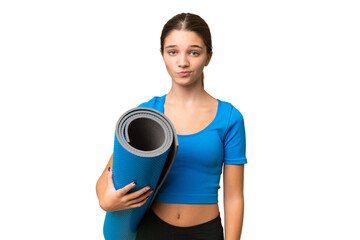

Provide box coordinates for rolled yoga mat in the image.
[103,107,179,240]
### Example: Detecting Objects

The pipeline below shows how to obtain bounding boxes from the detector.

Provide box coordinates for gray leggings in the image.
[136,208,224,240]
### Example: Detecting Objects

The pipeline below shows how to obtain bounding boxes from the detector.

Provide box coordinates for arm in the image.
[95,154,153,212]
[96,154,113,204]
[223,164,245,240]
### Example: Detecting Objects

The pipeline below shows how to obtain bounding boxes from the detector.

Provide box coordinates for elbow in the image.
[99,199,109,212]
[224,192,244,204]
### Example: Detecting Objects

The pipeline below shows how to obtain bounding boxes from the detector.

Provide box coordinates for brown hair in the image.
[160,13,213,87]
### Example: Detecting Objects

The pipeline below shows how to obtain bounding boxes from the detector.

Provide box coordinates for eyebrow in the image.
[165,45,203,49]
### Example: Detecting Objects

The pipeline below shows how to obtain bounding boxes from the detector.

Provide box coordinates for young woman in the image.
[96,13,247,240]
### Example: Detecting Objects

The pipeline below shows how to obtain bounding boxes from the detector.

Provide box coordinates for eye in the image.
[168,51,176,55]
[190,51,200,56]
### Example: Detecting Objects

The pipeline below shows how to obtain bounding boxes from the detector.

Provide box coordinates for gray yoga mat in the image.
[103,107,179,240]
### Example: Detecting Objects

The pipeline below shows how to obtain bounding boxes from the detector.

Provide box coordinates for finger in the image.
[127,189,153,206]
[127,195,151,209]
[125,186,152,200]
[118,181,137,196]
[106,167,116,191]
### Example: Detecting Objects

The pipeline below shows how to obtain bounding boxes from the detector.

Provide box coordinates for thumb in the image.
[107,167,116,191]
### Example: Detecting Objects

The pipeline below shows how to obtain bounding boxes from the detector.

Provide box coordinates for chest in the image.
[175,132,224,169]
[164,104,217,135]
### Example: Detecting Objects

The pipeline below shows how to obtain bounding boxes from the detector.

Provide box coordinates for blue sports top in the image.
[137,94,247,204]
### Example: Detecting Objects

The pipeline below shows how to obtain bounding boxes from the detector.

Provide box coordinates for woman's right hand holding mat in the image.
[96,155,153,212]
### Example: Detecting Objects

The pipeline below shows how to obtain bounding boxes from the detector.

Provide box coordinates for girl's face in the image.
[162,30,212,87]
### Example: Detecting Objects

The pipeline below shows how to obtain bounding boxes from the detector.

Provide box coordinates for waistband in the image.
[147,208,222,234]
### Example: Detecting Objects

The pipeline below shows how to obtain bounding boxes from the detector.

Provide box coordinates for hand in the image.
[99,167,153,212]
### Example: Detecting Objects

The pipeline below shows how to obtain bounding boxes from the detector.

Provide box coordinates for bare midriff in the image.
[151,202,220,227]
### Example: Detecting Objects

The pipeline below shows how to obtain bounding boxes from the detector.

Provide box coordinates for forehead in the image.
[164,30,205,47]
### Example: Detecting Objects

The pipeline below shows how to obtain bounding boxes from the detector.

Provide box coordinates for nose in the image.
[177,53,189,68]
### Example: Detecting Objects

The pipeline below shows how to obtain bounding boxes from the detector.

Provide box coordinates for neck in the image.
[167,77,207,106]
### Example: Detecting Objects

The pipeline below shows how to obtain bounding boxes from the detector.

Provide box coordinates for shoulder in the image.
[218,99,245,140]
[219,99,244,123]
[136,94,165,108]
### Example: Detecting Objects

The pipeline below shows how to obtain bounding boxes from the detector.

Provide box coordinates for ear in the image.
[205,51,213,66]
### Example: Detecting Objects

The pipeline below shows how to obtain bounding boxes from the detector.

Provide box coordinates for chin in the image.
[174,79,197,87]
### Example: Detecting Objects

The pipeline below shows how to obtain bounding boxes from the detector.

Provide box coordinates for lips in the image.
[178,71,191,77]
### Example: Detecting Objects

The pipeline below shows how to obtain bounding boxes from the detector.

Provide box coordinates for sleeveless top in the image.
[137,94,247,204]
